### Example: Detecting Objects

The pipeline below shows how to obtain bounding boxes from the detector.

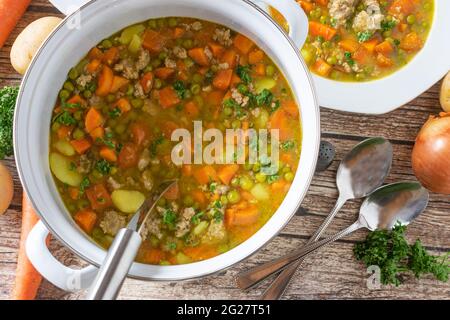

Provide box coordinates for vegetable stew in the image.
[49,17,302,265]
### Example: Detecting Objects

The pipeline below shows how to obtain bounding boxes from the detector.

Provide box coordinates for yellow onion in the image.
[412,112,450,194]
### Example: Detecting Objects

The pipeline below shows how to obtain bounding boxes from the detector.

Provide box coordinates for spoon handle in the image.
[236,196,347,291]
[236,221,361,292]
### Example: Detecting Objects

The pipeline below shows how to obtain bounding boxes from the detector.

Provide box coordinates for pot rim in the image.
[14,0,320,281]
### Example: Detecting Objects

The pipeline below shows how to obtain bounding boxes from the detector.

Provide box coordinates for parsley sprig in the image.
[354,224,449,286]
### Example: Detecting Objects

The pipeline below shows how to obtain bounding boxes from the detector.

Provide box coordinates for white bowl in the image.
[14,0,320,291]
[314,0,450,114]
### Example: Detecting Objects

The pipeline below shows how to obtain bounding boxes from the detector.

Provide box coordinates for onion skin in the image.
[412,112,450,194]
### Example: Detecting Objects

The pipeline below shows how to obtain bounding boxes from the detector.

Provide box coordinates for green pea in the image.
[144,65,153,73]
[106,94,116,103]
[158,52,168,60]
[184,58,194,68]
[157,18,167,28]
[284,172,294,182]
[227,189,241,204]
[239,176,254,191]
[184,90,192,99]
[223,106,233,116]
[157,197,167,207]
[316,35,324,43]
[83,90,92,99]
[192,73,203,83]
[148,19,157,29]
[59,89,70,101]
[64,81,75,92]
[73,128,85,140]
[220,195,228,205]
[154,79,163,89]
[126,84,134,96]
[255,172,267,183]
[194,95,204,107]
[326,56,337,65]
[74,110,84,121]
[52,122,61,132]
[183,195,194,206]
[151,59,162,68]
[265,65,275,77]
[131,98,144,108]
[319,16,328,24]
[322,41,331,49]
[383,30,392,38]
[183,39,193,49]
[355,73,366,81]
[406,15,416,25]
[244,163,252,171]
[114,123,126,134]
[252,163,261,173]
[191,84,201,94]
[101,39,112,49]
[231,120,241,129]
[230,177,240,187]
[68,68,79,80]
[282,166,291,173]
[168,17,178,27]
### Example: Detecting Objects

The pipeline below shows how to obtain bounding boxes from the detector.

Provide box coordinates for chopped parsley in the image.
[53,111,77,126]
[191,211,204,225]
[266,174,280,184]
[344,51,355,66]
[281,140,295,151]
[381,20,397,32]
[173,80,187,99]
[150,136,164,156]
[79,177,90,194]
[255,89,274,107]
[354,224,449,286]
[213,210,224,223]
[209,182,217,193]
[162,209,177,229]
[236,65,252,84]
[95,159,112,175]
[108,107,122,118]
[357,31,373,43]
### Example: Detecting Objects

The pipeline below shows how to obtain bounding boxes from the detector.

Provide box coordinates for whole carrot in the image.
[11,193,45,300]
[0,0,32,48]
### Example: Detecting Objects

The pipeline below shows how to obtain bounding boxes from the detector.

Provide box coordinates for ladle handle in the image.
[236,196,347,291]
[236,221,361,291]
[86,228,142,300]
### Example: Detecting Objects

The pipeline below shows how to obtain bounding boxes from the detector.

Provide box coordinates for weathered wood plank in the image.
[0,0,448,300]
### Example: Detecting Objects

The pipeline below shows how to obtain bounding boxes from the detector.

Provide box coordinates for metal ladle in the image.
[86,180,177,300]
[236,137,393,296]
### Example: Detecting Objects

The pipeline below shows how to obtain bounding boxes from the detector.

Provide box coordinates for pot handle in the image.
[48,0,90,15]
[251,0,309,48]
[26,221,98,292]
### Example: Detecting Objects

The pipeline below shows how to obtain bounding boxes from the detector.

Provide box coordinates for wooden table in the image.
[0,0,449,300]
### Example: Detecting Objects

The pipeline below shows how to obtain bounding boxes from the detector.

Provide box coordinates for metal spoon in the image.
[86,180,177,300]
[236,137,393,293]
[253,182,429,288]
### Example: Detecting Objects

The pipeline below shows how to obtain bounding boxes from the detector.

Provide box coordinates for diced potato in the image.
[440,72,450,112]
[176,252,192,264]
[119,24,145,45]
[54,140,76,157]
[111,190,145,214]
[193,221,209,236]
[250,183,270,201]
[255,78,276,93]
[128,34,142,54]
[49,152,82,187]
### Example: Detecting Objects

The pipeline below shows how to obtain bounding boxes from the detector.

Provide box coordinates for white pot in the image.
[14,0,320,292]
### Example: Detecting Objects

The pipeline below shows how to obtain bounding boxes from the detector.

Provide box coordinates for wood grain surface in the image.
[0,0,448,300]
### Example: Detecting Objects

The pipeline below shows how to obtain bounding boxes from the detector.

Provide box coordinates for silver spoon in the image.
[236,137,393,294]
[87,180,177,300]
[254,182,429,293]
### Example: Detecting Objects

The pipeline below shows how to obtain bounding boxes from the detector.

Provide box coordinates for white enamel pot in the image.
[14,0,320,292]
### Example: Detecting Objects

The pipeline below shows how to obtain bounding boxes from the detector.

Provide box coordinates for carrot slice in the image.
[225,202,260,228]
[234,34,255,54]
[220,49,238,69]
[362,38,380,53]
[74,210,97,233]
[312,58,332,77]
[164,183,180,200]
[96,65,114,96]
[399,32,422,52]
[188,47,210,66]
[89,127,105,140]
[100,147,117,162]
[159,87,181,109]
[85,107,104,133]
[57,125,73,140]
[338,39,360,53]
[191,189,207,206]
[208,42,225,58]
[298,0,314,13]
[185,101,200,117]
[85,184,112,211]
[114,97,131,114]
[142,29,166,52]
[217,164,239,185]
[309,21,337,41]
[154,67,175,80]
[248,49,264,64]
[102,47,119,65]
[86,59,102,74]
[193,165,218,184]
[212,69,233,91]
[140,72,154,94]
[375,41,394,55]
[110,76,129,93]
[70,139,92,154]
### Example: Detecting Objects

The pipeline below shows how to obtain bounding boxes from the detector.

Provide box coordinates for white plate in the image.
[313,0,450,114]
